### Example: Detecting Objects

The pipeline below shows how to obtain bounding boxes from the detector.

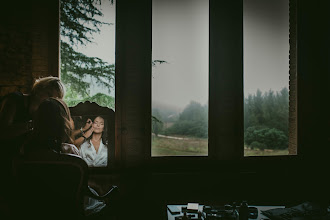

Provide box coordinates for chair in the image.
[11,150,118,219]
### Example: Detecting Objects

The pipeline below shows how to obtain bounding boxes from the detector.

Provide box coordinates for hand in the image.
[82,118,92,131]
[83,127,94,139]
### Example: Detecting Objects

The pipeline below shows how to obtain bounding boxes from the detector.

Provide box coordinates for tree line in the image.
[244,87,289,150]
[153,87,289,150]
[152,101,208,138]
[61,0,289,150]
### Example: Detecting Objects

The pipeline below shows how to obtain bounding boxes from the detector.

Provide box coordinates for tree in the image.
[60,0,115,108]
[166,101,208,138]
[152,109,163,137]
[61,0,166,109]
[244,87,289,150]
[245,126,288,150]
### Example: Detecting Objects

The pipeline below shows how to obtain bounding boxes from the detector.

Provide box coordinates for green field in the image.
[152,136,289,157]
[244,147,289,156]
[152,136,208,156]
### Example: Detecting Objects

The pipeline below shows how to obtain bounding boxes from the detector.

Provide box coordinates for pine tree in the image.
[60,0,115,108]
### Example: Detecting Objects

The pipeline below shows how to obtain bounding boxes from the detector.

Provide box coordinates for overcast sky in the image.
[69,0,116,97]
[76,1,115,64]
[152,0,209,110]
[244,0,289,98]
[74,0,289,110]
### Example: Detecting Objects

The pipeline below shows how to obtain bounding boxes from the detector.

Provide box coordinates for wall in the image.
[0,0,59,96]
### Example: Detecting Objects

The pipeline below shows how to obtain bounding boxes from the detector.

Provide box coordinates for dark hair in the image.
[86,115,108,147]
[25,98,73,152]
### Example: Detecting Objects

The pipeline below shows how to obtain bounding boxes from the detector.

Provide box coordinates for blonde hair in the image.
[31,76,64,99]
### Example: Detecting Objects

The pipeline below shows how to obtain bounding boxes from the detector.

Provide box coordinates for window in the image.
[60,0,115,110]
[151,0,209,157]
[60,0,116,167]
[243,0,291,156]
[151,0,297,161]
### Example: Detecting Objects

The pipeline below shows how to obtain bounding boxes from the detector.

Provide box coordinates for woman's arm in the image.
[74,127,94,148]
[72,118,92,137]
[72,118,93,148]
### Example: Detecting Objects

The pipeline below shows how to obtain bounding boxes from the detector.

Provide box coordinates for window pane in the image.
[243,0,290,156]
[60,0,116,167]
[152,0,209,157]
[60,0,115,110]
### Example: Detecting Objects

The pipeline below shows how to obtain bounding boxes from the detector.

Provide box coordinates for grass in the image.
[152,136,289,157]
[244,147,289,156]
[152,136,208,156]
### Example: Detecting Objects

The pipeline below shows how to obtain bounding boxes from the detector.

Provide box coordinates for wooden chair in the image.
[11,150,118,219]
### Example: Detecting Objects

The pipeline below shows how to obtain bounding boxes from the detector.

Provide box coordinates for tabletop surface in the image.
[167,204,285,220]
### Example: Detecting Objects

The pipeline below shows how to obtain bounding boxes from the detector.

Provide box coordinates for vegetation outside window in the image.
[60,0,116,167]
[151,0,296,159]
[60,0,115,110]
[151,0,209,157]
[243,0,293,156]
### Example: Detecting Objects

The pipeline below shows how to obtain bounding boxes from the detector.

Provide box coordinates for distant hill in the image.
[152,101,182,123]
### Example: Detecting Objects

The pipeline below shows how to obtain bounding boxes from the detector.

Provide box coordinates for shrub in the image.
[250,141,267,150]
[244,126,288,150]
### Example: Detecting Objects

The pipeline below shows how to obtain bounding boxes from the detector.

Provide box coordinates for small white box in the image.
[187,203,199,212]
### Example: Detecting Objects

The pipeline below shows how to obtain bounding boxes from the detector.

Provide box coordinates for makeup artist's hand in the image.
[83,127,94,139]
[82,118,92,131]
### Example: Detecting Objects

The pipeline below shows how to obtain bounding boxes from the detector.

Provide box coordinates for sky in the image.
[152,0,209,110]
[72,0,289,110]
[152,0,289,110]
[76,1,116,64]
[243,0,289,98]
[67,0,116,97]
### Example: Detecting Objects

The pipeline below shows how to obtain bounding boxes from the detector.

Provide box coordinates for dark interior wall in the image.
[295,0,330,205]
[115,0,152,169]
[0,0,59,96]
[297,0,330,160]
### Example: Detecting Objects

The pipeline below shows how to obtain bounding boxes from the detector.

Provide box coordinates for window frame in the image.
[148,0,298,169]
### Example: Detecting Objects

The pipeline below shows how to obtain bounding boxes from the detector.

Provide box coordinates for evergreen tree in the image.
[276,87,289,134]
[60,0,115,108]
[61,0,166,108]
[152,109,163,137]
[166,101,208,138]
[263,89,276,129]
[244,87,289,150]
[254,89,265,125]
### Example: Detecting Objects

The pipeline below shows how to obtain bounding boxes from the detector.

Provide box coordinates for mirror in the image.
[69,102,115,168]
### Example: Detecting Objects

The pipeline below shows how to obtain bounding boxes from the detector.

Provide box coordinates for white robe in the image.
[79,139,108,167]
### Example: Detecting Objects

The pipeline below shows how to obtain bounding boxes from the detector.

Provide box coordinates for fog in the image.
[70,0,289,110]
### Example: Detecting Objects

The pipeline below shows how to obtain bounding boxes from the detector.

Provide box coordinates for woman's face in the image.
[92,116,104,134]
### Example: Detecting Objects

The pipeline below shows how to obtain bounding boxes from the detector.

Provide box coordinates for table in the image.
[167,204,285,220]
